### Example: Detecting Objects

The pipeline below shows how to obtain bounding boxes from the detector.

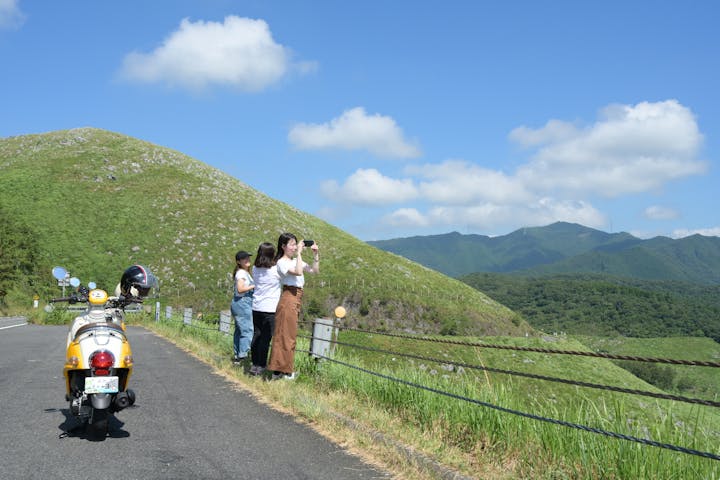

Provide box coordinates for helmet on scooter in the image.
[120,265,157,297]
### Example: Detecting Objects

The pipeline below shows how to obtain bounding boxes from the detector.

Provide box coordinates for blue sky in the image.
[1,1,718,241]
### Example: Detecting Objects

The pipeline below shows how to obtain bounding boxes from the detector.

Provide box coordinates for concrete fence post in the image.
[310,317,337,360]
[219,310,231,335]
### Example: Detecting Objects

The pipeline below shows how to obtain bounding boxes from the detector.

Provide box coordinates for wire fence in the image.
[301,350,720,461]
[154,305,720,463]
[296,333,720,408]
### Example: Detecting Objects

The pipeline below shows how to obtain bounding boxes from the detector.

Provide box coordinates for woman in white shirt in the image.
[267,232,319,380]
[249,242,281,376]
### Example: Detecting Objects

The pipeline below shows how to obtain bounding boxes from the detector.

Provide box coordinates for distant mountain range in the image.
[368,222,720,284]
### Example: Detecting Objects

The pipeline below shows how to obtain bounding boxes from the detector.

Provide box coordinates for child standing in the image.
[231,250,254,364]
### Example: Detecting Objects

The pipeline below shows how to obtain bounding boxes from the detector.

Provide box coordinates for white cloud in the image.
[509,119,579,147]
[325,161,605,231]
[513,100,707,197]
[380,198,605,232]
[644,205,679,220]
[120,16,309,91]
[406,160,534,205]
[671,227,720,238]
[323,100,708,236]
[381,208,430,228]
[288,107,421,158]
[0,0,25,30]
[320,168,418,206]
[433,199,605,230]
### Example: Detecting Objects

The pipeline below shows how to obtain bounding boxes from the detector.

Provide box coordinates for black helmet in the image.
[120,265,157,297]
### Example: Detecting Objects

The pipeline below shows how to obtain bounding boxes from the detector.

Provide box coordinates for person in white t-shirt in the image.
[230,250,254,364]
[249,242,281,376]
[267,232,319,380]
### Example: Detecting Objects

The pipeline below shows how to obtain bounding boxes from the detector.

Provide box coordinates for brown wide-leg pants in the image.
[268,286,303,374]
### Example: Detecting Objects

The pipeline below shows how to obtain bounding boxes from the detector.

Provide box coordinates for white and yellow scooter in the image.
[51,267,140,437]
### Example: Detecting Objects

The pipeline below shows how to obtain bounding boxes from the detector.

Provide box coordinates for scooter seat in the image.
[73,322,126,341]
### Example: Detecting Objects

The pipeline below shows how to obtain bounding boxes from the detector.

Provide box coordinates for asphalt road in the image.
[0,321,389,479]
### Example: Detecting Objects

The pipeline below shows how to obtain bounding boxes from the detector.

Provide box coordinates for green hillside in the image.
[573,335,720,399]
[0,128,527,336]
[369,223,720,284]
[524,234,720,283]
[460,272,720,342]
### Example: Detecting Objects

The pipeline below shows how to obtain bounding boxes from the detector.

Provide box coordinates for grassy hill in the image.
[0,128,527,336]
[573,335,720,399]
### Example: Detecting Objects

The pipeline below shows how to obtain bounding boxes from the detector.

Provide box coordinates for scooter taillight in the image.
[89,350,115,376]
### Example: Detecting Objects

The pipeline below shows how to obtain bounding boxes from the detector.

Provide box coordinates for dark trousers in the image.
[251,310,275,368]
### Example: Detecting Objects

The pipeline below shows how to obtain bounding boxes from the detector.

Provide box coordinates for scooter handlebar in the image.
[50,294,144,307]
[49,294,86,304]
[107,295,144,308]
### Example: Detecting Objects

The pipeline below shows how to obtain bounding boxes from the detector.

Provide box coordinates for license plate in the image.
[84,376,119,394]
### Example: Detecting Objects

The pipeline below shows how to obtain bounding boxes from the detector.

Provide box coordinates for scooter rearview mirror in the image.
[52,266,67,281]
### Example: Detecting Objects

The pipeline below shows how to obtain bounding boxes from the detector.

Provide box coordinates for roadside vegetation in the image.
[143,315,720,479]
[34,307,720,479]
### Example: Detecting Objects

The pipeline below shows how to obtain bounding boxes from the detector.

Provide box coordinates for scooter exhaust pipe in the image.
[91,393,112,410]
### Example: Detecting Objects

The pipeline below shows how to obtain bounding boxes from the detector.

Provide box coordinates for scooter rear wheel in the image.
[87,409,109,438]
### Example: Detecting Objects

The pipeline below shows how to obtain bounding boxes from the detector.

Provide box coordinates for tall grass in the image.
[312,345,719,479]
[129,312,720,479]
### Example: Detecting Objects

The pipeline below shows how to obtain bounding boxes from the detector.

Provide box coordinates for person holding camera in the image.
[267,232,319,380]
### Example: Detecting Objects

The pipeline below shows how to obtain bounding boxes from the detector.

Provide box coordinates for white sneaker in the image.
[271,372,298,381]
